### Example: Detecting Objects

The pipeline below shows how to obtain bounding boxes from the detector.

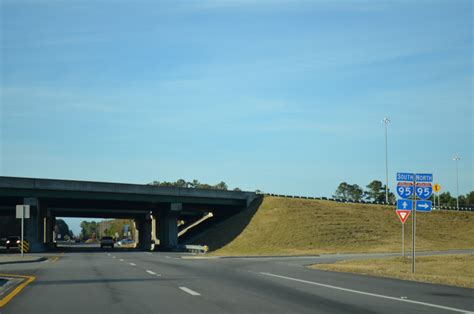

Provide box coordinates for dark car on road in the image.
[6,236,20,249]
[100,236,115,249]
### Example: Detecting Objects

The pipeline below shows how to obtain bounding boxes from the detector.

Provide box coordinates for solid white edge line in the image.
[260,272,472,314]
[179,287,201,296]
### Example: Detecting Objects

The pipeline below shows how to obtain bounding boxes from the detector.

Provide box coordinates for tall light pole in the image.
[453,154,461,209]
[382,117,391,204]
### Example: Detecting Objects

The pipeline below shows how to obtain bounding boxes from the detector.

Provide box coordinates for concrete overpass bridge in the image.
[0,176,257,252]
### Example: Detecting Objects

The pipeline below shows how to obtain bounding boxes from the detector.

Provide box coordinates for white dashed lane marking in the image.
[129,263,136,266]
[179,287,200,296]
[146,270,160,276]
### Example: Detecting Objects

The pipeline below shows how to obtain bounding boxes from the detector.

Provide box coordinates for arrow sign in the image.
[416,200,432,212]
[396,210,411,224]
[397,199,413,211]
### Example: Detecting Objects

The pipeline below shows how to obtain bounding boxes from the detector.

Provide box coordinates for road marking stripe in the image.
[119,259,124,262]
[0,274,35,308]
[179,287,200,296]
[146,270,160,276]
[129,263,136,266]
[112,256,116,259]
[260,272,472,314]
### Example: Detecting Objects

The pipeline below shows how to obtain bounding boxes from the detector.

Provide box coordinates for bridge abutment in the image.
[23,197,46,252]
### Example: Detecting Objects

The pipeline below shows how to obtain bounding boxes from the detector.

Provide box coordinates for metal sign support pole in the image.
[402,223,404,258]
[412,178,416,274]
[21,205,24,258]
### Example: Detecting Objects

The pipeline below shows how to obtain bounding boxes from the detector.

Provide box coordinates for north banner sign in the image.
[396,210,411,224]
[415,173,433,182]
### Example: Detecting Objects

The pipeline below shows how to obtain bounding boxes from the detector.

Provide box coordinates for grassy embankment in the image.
[311,254,474,288]
[193,196,474,256]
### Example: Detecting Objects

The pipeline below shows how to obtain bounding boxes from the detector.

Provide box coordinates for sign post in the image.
[396,209,411,257]
[433,183,441,208]
[16,205,30,258]
[396,173,433,274]
[396,173,414,259]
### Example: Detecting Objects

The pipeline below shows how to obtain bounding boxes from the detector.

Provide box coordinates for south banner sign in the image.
[396,210,411,224]
[397,173,415,182]
[396,182,414,199]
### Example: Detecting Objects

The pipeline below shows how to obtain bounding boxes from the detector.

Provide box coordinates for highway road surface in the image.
[1,250,472,313]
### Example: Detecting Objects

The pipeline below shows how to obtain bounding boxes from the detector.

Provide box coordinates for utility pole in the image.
[382,117,391,204]
[453,155,461,209]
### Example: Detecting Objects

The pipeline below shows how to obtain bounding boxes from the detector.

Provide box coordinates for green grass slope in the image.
[193,196,474,256]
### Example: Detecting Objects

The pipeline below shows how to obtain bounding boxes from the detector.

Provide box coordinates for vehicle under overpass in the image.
[0,176,257,252]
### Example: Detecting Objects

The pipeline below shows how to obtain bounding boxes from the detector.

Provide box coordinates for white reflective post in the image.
[21,205,24,258]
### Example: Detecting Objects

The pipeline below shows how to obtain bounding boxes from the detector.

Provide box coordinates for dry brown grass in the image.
[310,254,474,288]
[199,196,474,256]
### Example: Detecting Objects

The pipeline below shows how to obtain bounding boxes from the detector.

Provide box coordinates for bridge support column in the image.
[23,197,46,252]
[44,209,55,249]
[136,213,153,251]
[158,203,182,250]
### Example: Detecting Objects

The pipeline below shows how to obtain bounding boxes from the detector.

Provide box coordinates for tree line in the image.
[149,179,242,191]
[334,180,474,206]
[78,219,136,241]
[334,180,395,203]
[437,191,474,207]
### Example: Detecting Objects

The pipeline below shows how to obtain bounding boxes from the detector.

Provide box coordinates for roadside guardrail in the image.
[182,245,208,254]
[261,193,474,212]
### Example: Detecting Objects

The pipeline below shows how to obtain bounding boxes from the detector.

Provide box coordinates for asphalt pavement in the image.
[0,250,472,313]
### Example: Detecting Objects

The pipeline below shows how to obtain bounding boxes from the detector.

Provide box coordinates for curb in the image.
[0,257,46,265]
[216,254,321,259]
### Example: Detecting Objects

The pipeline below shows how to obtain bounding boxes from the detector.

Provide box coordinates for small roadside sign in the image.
[16,205,30,219]
[433,183,441,193]
[397,199,413,210]
[416,200,432,212]
[16,204,31,258]
[396,210,411,224]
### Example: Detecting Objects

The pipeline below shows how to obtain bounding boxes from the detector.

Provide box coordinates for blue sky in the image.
[1,1,472,233]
